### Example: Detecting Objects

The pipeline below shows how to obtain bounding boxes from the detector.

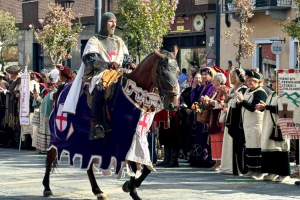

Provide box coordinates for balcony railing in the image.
[222,0,292,13]
[176,0,217,14]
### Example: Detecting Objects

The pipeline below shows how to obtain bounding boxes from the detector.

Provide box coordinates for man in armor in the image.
[80,12,136,140]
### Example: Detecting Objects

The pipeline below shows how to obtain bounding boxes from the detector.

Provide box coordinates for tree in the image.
[0,11,19,67]
[118,0,178,61]
[222,0,255,67]
[30,3,82,65]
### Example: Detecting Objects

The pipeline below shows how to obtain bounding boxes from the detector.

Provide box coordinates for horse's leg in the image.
[87,164,109,200]
[42,148,56,197]
[123,163,151,200]
[133,166,151,188]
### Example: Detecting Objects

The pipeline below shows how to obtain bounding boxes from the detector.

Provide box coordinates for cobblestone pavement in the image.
[0,148,299,200]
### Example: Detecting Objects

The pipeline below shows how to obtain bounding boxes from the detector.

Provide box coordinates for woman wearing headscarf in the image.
[54,65,73,102]
[236,70,267,178]
[201,72,227,170]
[188,67,216,167]
[35,69,59,153]
[179,71,202,161]
[256,75,290,182]
[219,67,248,175]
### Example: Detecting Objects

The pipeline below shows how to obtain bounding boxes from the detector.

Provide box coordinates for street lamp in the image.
[62,0,75,9]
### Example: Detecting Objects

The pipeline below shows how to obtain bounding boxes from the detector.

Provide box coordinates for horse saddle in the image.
[101,70,121,89]
[101,70,121,102]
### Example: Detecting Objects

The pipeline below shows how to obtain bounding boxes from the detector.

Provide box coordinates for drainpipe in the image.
[95,0,102,34]
[216,0,221,67]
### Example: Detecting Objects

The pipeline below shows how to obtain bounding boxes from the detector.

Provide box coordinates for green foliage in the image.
[277,0,300,42]
[118,0,178,59]
[31,3,82,65]
[278,18,300,41]
[0,11,19,67]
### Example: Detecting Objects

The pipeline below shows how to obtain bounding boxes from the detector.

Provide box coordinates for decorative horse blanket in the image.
[48,77,163,179]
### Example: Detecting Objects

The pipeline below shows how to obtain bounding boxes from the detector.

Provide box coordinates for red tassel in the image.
[277,69,284,73]
[288,69,295,73]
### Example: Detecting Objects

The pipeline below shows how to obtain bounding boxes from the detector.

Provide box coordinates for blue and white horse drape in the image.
[49,78,162,179]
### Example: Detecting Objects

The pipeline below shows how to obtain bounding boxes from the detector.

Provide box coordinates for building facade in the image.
[220,0,296,79]
[1,0,220,72]
[163,0,218,70]
[0,0,117,71]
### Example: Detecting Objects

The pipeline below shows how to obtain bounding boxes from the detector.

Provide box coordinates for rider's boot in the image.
[89,118,105,140]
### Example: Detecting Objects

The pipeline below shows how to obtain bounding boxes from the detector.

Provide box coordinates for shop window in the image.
[163,37,180,52]
[259,44,276,81]
[22,1,38,23]
[180,48,206,70]
[196,35,206,46]
[180,36,194,47]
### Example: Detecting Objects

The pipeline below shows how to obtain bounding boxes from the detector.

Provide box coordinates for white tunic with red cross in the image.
[125,112,156,173]
[56,104,68,132]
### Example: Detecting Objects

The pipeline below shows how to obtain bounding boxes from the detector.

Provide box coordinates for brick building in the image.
[0,0,117,71]
[0,0,218,71]
[163,0,218,70]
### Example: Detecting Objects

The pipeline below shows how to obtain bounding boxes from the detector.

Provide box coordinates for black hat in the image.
[6,65,22,74]
[245,70,261,81]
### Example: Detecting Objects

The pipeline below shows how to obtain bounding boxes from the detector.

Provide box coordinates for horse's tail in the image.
[45,148,59,173]
[50,158,58,173]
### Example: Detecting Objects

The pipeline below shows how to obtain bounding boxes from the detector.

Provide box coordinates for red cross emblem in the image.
[56,104,68,132]
[108,52,116,60]
[138,114,148,137]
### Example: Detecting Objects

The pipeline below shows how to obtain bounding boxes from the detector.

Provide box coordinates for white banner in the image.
[20,66,30,118]
[278,72,300,139]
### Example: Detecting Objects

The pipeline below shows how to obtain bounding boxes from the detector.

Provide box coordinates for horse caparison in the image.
[42,49,179,200]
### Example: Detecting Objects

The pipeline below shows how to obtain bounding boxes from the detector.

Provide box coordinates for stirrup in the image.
[93,125,105,139]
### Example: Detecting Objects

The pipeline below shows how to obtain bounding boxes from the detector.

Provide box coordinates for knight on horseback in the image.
[65,12,136,140]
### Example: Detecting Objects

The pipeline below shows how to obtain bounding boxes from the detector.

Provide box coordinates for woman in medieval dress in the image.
[179,71,202,161]
[36,69,59,153]
[187,67,216,167]
[236,70,267,178]
[201,72,227,171]
[219,67,248,175]
[256,75,290,182]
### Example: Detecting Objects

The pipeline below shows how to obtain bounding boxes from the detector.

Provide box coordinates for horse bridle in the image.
[155,62,178,102]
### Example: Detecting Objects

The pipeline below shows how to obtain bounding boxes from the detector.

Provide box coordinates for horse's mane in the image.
[137,53,156,68]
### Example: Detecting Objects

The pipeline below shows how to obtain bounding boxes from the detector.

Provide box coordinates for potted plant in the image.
[227,0,234,10]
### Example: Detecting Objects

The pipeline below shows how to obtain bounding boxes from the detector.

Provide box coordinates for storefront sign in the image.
[271,42,283,55]
[170,15,205,33]
[193,15,204,31]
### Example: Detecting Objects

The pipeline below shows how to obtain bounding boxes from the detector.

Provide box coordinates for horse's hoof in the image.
[122,181,130,193]
[43,190,53,197]
[96,193,109,200]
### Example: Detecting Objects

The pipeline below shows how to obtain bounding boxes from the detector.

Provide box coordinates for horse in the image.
[42,48,179,200]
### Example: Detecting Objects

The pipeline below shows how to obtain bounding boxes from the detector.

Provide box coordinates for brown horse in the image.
[42,48,179,200]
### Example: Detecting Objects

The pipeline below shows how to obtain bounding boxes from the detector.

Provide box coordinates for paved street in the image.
[0,148,299,200]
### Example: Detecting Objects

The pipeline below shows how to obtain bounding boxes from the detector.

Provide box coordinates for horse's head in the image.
[154,47,179,111]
